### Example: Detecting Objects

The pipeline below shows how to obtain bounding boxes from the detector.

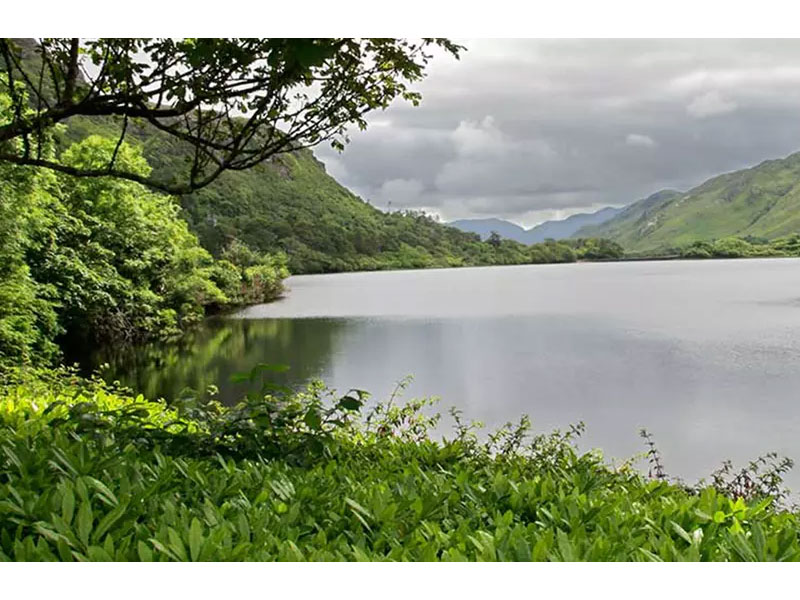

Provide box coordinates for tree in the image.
[0,38,463,193]
[487,231,502,247]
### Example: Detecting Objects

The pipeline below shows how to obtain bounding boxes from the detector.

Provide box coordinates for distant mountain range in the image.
[574,151,800,252]
[452,149,800,254]
[449,206,624,244]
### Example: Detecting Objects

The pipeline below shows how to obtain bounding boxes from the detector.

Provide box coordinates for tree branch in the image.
[61,38,79,106]
[0,152,187,194]
[0,37,464,194]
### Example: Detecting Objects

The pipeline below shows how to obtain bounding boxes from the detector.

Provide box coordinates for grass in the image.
[1,367,799,561]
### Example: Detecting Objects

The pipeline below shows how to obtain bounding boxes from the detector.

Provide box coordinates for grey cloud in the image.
[625,134,657,148]
[687,91,738,118]
[315,39,800,227]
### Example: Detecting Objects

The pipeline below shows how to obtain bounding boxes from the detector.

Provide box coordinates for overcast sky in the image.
[315,39,800,228]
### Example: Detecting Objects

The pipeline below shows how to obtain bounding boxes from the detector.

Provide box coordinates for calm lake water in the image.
[82,258,800,488]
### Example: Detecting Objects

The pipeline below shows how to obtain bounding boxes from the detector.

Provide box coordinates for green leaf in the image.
[61,486,75,524]
[670,521,692,545]
[189,518,203,562]
[728,531,757,561]
[731,497,747,514]
[638,547,664,562]
[86,545,113,562]
[751,522,766,560]
[694,509,712,522]
[729,518,745,535]
[76,501,93,548]
[344,497,372,518]
[34,523,69,546]
[87,477,118,507]
[57,538,72,562]
[137,541,154,562]
[149,538,180,561]
[713,511,727,524]
[337,396,363,411]
[304,409,322,430]
[167,527,188,561]
[92,500,129,542]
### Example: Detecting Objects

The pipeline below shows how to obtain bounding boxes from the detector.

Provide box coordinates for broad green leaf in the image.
[61,486,75,524]
[189,518,203,562]
[76,501,93,548]
[337,396,363,411]
[304,409,322,431]
[137,541,154,562]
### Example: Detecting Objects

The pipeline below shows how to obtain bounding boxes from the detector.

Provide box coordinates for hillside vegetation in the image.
[576,153,800,252]
[63,115,604,274]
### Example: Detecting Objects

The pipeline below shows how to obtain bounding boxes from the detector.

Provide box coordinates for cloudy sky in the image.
[315,39,800,228]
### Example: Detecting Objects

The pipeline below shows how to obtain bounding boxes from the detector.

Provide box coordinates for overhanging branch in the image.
[0,152,189,194]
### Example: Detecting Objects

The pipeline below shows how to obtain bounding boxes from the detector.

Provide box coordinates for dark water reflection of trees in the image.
[74,318,345,405]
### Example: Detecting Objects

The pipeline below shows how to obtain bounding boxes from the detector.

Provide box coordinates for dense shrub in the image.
[680,236,798,259]
[0,92,288,365]
[570,238,625,260]
[0,147,60,366]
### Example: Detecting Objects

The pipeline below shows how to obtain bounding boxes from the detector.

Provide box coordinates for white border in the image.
[3,0,800,37]
[2,562,799,597]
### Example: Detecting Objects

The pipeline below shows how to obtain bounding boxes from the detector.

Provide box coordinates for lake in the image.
[81,258,800,489]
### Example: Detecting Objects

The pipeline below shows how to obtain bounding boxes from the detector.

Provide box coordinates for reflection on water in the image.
[76,258,800,489]
[78,318,347,405]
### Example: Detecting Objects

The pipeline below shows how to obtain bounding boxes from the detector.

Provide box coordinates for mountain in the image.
[450,206,623,244]
[62,127,589,272]
[525,207,624,243]
[574,152,800,252]
[448,218,529,242]
[572,190,683,247]
[63,115,540,274]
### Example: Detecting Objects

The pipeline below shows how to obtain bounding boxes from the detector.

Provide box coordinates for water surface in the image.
[84,259,800,488]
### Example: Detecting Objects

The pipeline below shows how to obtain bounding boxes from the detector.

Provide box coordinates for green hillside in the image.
[576,153,800,253]
[61,116,601,274]
[61,115,455,274]
[66,117,634,272]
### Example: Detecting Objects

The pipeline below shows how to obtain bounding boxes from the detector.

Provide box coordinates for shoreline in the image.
[286,252,800,278]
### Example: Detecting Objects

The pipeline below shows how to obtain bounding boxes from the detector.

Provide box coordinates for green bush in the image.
[0,134,288,365]
[679,236,797,259]
[571,238,625,260]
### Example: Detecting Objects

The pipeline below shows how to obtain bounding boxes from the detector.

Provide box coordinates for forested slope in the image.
[62,114,587,274]
[575,152,800,253]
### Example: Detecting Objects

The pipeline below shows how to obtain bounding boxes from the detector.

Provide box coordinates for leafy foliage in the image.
[0,93,287,365]
[48,87,619,275]
[0,158,59,365]
[569,237,625,260]
[1,367,799,561]
[679,235,800,259]
[0,38,463,193]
